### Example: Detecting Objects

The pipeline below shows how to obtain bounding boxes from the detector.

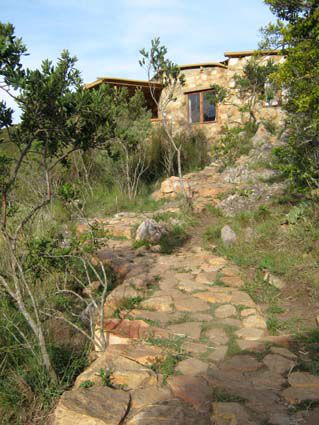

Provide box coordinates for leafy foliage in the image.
[263,1,319,190]
[234,57,279,122]
[211,123,256,167]
[139,37,185,88]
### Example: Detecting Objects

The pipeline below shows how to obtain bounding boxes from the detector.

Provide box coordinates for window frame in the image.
[187,89,218,125]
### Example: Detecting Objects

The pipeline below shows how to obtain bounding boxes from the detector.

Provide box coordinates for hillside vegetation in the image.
[1,1,319,423]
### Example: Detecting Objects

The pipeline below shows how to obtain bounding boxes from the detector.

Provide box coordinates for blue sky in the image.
[2,0,274,119]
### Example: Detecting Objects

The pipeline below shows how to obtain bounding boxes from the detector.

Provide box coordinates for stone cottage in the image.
[86,50,284,141]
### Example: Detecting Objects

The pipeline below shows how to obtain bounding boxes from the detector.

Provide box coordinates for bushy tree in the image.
[139,38,190,200]
[262,0,319,189]
[0,22,123,384]
[234,57,279,122]
[111,88,152,199]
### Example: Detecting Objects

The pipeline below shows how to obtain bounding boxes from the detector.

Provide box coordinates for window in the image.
[188,90,217,124]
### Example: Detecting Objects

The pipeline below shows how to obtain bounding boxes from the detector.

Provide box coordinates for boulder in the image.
[251,123,269,146]
[221,225,237,246]
[135,219,165,243]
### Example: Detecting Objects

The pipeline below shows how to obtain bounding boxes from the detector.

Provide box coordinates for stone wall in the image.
[158,54,285,143]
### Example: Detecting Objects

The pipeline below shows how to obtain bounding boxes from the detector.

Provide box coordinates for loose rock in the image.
[221,225,237,246]
[135,219,165,243]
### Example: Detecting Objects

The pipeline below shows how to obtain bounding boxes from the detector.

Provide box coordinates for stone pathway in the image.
[53,221,319,425]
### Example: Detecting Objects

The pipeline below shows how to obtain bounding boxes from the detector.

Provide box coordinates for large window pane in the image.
[188,93,200,123]
[203,91,216,122]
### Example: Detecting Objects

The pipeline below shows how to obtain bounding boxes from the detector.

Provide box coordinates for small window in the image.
[203,92,216,122]
[188,93,200,123]
[188,90,216,124]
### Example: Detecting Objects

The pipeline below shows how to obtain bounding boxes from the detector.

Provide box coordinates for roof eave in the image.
[180,62,227,70]
[85,77,163,90]
[224,50,282,58]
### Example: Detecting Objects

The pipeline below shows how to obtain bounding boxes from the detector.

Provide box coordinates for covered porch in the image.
[85,77,163,120]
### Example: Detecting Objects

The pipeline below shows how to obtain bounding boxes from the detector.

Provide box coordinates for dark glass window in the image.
[188,93,200,123]
[203,92,216,122]
[188,90,216,123]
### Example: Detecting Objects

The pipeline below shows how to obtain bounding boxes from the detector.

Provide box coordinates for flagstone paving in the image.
[53,227,319,425]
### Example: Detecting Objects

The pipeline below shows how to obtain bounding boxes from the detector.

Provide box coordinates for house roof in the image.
[224,50,281,58]
[179,62,227,70]
[85,50,283,89]
[85,76,163,90]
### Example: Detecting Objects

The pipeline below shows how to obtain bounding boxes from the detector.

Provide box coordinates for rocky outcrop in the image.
[151,127,286,216]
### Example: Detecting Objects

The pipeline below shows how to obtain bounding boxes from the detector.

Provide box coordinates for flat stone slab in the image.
[240,308,257,317]
[182,341,209,355]
[126,399,211,425]
[237,340,266,352]
[130,386,172,410]
[191,313,214,322]
[235,327,265,341]
[221,275,244,288]
[53,386,130,425]
[282,387,319,405]
[106,344,164,366]
[176,358,209,376]
[220,355,263,373]
[230,291,256,308]
[174,296,210,312]
[112,367,157,390]
[201,263,223,273]
[130,309,170,324]
[177,280,207,293]
[220,318,242,328]
[207,346,228,362]
[168,322,202,339]
[263,354,295,374]
[270,347,297,360]
[288,371,319,388]
[211,402,257,425]
[214,304,237,319]
[176,273,194,282]
[194,290,232,304]
[205,328,229,345]
[167,375,212,412]
[196,271,217,284]
[207,257,228,270]
[242,315,267,329]
[103,319,150,339]
[140,295,174,312]
[251,370,286,390]
[222,266,241,277]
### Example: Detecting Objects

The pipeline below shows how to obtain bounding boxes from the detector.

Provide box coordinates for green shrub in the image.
[145,126,209,180]
[211,125,254,167]
[159,224,189,254]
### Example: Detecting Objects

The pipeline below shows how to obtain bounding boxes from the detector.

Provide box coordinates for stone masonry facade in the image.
[160,52,285,141]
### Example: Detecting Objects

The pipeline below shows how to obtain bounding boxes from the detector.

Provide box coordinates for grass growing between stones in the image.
[158,224,189,254]
[151,353,186,383]
[202,198,319,333]
[212,388,246,403]
[112,296,144,318]
[224,326,242,357]
[203,201,319,287]
[167,313,193,326]
[146,336,186,353]
[293,329,319,376]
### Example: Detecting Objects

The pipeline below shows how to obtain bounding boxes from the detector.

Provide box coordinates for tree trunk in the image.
[1,191,7,229]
